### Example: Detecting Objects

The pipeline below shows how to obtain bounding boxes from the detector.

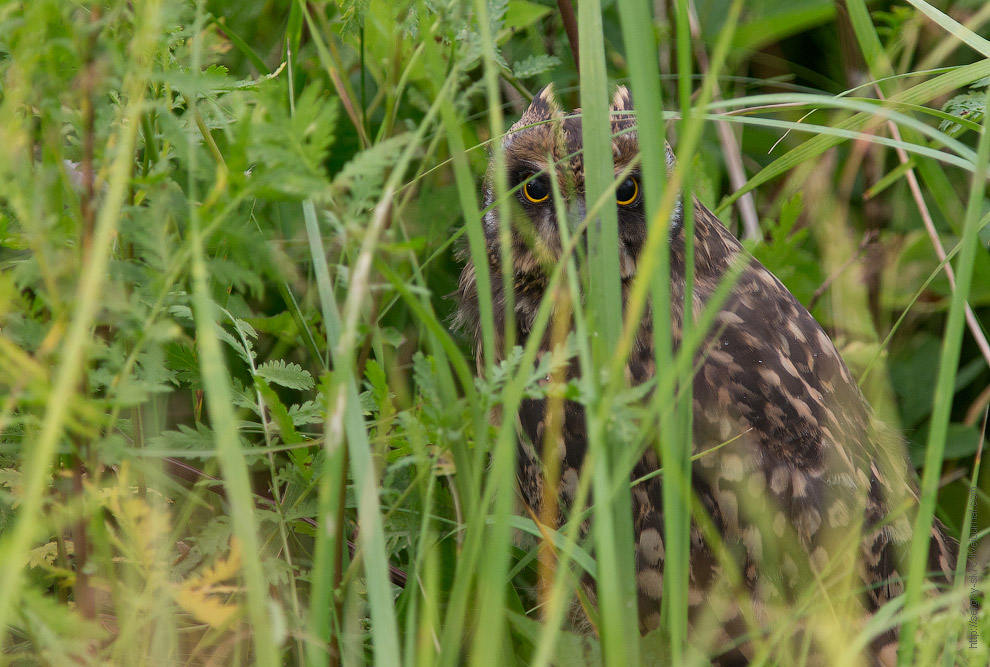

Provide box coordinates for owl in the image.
[453,85,957,665]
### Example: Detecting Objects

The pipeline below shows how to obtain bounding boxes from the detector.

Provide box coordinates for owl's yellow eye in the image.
[523,176,550,203]
[616,176,639,206]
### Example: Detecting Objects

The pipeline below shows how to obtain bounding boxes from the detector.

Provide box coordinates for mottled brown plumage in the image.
[454,85,957,665]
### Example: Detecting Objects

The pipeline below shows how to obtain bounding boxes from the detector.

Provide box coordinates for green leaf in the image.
[247,83,339,199]
[213,321,254,366]
[939,90,987,136]
[164,342,199,385]
[747,194,821,306]
[512,54,560,80]
[364,359,392,412]
[503,1,551,32]
[148,424,222,457]
[411,352,439,407]
[287,400,323,426]
[332,134,411,216]
[256,360,315,391]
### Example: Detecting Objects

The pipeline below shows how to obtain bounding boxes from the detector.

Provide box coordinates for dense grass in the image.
[0,0,988,664]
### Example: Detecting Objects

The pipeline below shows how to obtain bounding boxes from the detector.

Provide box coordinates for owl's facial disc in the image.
[504,161,648,279]
[488,84,681,279]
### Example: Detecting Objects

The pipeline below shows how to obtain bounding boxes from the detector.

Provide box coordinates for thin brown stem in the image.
[964,384,990,428]
[329,443,349,667]
[687,0,761,241]
[71,5,103,626]
[557,0,579,73]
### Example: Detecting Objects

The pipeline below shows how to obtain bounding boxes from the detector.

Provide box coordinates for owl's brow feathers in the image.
[500,85,642,180]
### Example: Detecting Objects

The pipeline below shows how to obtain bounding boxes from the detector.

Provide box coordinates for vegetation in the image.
[0,0,987,664]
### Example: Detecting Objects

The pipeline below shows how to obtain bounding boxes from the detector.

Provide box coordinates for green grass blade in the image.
[715,58,990,216]
[302,200,343,667]
[577,0,640,664]
[905,0,990,58]
[943,415,986,666]
[186,2,278,663]
[669,1,695,660]
[579,0,623,360]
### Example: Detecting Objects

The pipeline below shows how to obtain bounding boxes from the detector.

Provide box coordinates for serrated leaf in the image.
[197,516,234,556]
[939,90,986,135]
[365,359,390,406]
[248,82,339,199]
[412,352,439,406]
[358,389,377,414]
[230,377,258,413]
[256,360,315,391]
[228,315,259,341]
[147,424,213,450]
[27,542,60,569]
[512,54,560,80]
[209,257,266,300]
[287,400,323,426]
[213,321,252,365]
[173,538,243,628]
[145,423,253,459]
[169,304,194,322]
[778,192,803,236]
[332,134,412,215]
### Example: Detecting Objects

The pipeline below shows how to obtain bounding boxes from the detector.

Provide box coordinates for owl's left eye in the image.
[522,176,551,204]
[616,176,639,206]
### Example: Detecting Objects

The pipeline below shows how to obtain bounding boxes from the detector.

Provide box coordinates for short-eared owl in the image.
[454,85,956,665]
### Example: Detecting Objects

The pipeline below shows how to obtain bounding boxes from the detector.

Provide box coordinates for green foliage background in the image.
[0,0,987,664]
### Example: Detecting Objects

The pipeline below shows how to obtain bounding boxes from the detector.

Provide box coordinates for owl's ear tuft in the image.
[610,85,637,132]
[535,83,558,105]
[611,85,634,112]
[512,84,562,130]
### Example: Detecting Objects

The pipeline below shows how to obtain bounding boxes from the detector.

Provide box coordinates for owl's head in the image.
[482,84,680,280]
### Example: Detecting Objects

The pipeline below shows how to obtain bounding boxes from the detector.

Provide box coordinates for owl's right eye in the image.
[522,176,550,204]
[616,176,640,206]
